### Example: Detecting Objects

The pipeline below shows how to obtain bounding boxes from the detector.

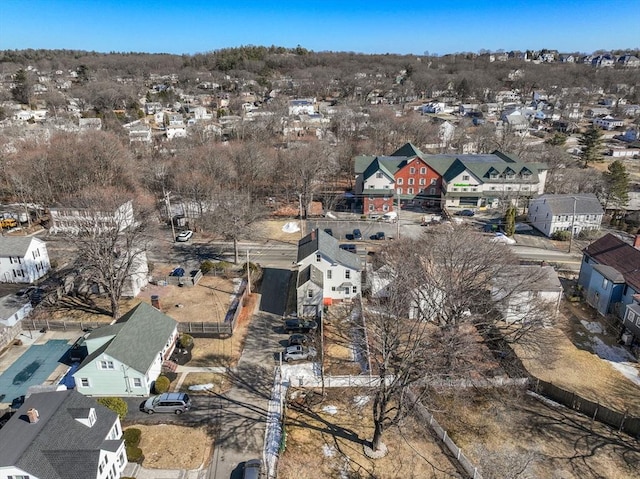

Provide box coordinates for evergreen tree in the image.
[504,204,516,237]
[603,160,630,212]
[11,69,32,105]
[578,126,603,168]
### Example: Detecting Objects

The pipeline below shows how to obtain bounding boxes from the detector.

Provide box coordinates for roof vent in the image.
[27,408,39,424]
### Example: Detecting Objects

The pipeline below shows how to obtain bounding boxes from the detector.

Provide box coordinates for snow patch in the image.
[323,444,336,457]
[580,320,604,334]
[354,395,370,407]
[282,222,300,233]
[590,337,636,362]
[322,405,338,415]
[609,362,640,386]
[188,383,213,391]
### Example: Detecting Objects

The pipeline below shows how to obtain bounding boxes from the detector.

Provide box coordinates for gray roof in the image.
[494,265,563,293]
[0,293,30,320]
[297,229,361,271]
[297,265,324,288]
[0,236,44,258]
[533,194,604,215]
[593,264,626,283]
[77,302,176,375]
[0,390,121,479]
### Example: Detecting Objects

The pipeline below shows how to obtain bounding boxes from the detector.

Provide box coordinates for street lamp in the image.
[164,190,177,243]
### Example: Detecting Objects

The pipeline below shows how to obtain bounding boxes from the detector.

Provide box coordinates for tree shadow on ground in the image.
[47,294,113,317]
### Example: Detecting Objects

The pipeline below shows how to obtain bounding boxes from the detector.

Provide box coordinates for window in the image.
[316,254,321,262]
[133,377,143,388]
[408,188,414,194]
[602,278,609,289]
[419,178,425,185]
[420,167,426,174]
[368,184,375,188]
[99,360,115,370]
[462,175,470,181]
[331,286,336,291]
[408,178,414,185]
[490,173,498,179]
[376,172,383,178]
[352,286,358,293]
[88,408,97,426]
[397,178,403,185]
[410,167,415,174]
[80,378,90,387]
[368,205,374,211]
[430,178,437,185]
[307,290,313,298]
[327,270,332,279]
[382,204,389,211]
[490,186,496,191]
[429,188,436,195]
[345,270,351,279]
[397,187,403,194]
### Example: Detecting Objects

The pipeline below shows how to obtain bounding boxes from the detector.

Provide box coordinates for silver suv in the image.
[283,345,317,362]
[143,392,191,414]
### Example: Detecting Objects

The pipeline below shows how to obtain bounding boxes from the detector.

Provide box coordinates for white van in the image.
[382,212,398,223]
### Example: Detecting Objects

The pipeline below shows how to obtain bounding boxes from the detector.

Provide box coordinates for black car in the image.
[353,228,362,240]
[323,228,333,236]
[369,231,385,240]
[288,333,311,346]
[284,318,318,333]
[456,209,475,217]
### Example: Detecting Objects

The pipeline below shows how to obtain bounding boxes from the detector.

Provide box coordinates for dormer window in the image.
[72,407,97,427]
[376,172,383,178]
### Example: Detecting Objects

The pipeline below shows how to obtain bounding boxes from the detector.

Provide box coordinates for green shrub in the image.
[200,260,215,274]
[154,375,170,393]
[126,445,144,463]
[96,397,128,420]
[123,428,141,447]
[551,230,572,241]
[179,333,193,349]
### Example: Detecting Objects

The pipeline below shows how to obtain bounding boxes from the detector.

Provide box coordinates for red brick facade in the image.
[363,195,394,214]
[394,158,442,202]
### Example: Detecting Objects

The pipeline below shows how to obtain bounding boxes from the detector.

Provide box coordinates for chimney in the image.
[151,295,160,310]
[311,229,316,240]
[27,408,39,424]
[634,235,640,249]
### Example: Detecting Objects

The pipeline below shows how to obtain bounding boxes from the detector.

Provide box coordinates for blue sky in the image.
[1,0,638,55]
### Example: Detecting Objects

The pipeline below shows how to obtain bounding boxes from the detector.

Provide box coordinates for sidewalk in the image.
[123,463,207,479]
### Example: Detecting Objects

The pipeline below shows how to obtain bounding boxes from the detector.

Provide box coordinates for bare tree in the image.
[362,226,556,452]
[73,195,150,319]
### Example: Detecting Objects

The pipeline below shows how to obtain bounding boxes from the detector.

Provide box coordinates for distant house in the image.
[592,115,624,130]
[527,194,604,237]
[73,302,178,397]
[0,294,32,327]
[128,124,152,143]
[165,124,187,139]
[296,265,324,318]
[49,200,135,235]
[617,54,640,68]
[0,389,127,479]
[296,229,361,307]
[491,265,563,323]
[0,237,50,283]
[577,234,640,344]
[78,117,102,131]
[289,98,316,116]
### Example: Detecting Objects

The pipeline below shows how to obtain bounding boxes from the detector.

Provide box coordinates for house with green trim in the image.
[73,302,178,397]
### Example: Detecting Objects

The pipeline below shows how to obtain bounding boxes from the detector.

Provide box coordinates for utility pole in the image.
[298,193,304,238]
[568,196,577,254]
[164,190,177,243]
[246,248,251,293]
[396,194,401,240]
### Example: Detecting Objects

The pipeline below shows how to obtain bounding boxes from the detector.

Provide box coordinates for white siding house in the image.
[296,229,361,305]
[73,302,177,397]
[49,200,135,235]
[527,194,604,237]
[0,294,32,327]
[0,237,50,283]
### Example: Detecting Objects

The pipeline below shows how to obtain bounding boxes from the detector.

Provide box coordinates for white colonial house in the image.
[289,98,316,116]
[527,194,604,237]
[0,237,50,283]
[593,115,624,130]
[49,200,135,235]
[0,294,32,327]
[296,229,361,310]
[0,390,128,479]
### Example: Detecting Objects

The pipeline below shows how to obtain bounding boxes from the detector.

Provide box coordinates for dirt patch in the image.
[254,219,302,244]
[189,293,257,367]
[278,388,460,479]
[131,424,212,469]
[142,274,239,323]
[431,390,640,479]
[322,308,365,376]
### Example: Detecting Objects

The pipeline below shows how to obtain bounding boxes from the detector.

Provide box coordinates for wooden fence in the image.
[532,378,640,438]
[177,279,249,337]
[23,318,104,332]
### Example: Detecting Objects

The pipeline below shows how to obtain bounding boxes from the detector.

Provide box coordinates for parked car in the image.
[456,209,475,217]
[176,230,193,242]
[490,232,516,245]
[284,318,318,333]
[323,228,333,237]
[353,228,362,240]
[283,345,317,362]
[243,459,262,479]
[345,233,355,240]
[143,392,192,414]
[339,243,357,253]
[369,231,385,240]
[288,333,311,346]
